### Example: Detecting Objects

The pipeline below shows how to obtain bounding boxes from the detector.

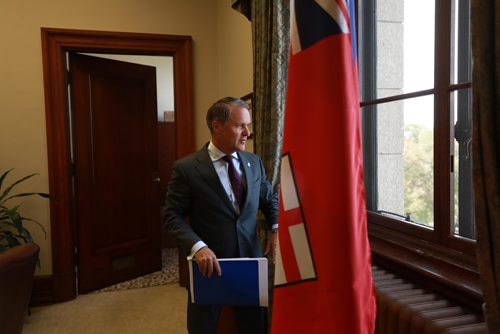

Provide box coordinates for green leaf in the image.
[4,192,52,202]
[0,169,13,194]
[18,217,47,239]
[4,231,22,248]
[0,172,39,204]
[0,169,50,252]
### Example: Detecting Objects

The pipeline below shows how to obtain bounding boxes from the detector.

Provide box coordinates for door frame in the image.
[41,27,194,302]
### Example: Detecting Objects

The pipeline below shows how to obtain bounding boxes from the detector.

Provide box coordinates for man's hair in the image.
[206,97,249,133]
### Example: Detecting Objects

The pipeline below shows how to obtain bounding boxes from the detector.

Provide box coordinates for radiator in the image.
[372,266,488,334]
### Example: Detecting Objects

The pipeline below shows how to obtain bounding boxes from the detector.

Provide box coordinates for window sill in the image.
[368,222,483,312]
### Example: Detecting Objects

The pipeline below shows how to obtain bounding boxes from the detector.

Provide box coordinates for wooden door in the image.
[69,53,161,293]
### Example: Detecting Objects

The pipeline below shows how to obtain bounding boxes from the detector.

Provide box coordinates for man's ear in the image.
[212,120,222,133]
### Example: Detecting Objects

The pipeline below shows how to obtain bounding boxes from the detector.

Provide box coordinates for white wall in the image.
[82,54,175,121]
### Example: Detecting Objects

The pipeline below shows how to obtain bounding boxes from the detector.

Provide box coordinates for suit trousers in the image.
[187,291,267,334]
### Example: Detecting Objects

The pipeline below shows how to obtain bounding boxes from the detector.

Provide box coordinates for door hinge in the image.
[74,245,79,266]
[65,69,71,86]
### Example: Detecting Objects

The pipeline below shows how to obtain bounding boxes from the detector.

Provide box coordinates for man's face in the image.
[213,106,251,154]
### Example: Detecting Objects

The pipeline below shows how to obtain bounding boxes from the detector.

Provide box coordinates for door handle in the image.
[153,172,161,183]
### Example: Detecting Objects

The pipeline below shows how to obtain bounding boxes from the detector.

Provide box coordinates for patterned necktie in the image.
[222,155,244,206]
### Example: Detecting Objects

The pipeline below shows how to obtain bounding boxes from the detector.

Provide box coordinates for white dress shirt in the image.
[207,141,246,211]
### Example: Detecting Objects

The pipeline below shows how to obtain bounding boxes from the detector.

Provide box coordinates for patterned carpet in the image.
[94,248,179,293]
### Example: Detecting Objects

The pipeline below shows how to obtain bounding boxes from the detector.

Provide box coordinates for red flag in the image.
[271,1,376,333]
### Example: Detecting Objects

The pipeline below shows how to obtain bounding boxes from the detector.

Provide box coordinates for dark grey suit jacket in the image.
[162,146,279,258]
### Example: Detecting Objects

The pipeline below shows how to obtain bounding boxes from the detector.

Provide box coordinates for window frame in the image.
[357,0,481,311]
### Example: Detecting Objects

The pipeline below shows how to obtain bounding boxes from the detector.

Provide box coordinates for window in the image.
[358,0,474,260]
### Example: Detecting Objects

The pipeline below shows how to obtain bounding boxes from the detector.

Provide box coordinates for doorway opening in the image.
[41,28,193,302]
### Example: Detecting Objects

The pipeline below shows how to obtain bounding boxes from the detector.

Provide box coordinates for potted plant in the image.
[0,169,49,252]
[0,169,50,334]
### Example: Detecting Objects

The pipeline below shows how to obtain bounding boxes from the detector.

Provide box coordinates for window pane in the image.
[453,88,474,238]
[376,0,435,98]
[451,0,471,84]
[376,95,434,227]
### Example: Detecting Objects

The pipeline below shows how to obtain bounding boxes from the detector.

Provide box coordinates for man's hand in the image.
[193,247,221,278]
[264,231,278,264]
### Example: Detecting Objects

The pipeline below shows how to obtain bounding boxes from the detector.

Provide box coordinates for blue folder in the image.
[188,257,268,307]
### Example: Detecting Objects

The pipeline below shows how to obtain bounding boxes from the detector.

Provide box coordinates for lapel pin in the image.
[247,162,251,167]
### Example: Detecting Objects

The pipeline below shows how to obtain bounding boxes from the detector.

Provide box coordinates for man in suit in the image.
[163,97,279,334]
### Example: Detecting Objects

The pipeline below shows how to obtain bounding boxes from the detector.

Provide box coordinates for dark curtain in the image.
[471,1,500,332]
[231,0,290,189]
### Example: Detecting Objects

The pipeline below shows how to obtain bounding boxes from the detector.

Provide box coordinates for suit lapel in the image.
[238,152,254,211]
[195,148,237,214]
